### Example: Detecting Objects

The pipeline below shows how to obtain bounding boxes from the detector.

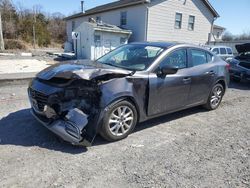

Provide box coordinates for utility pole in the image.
[33,6,36,49]
[0,11,4,51]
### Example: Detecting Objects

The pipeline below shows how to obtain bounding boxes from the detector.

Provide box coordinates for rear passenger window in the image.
[212,48,219,55]
[191,49,207,66]
[220,48,227,55]
[227,48,233,55]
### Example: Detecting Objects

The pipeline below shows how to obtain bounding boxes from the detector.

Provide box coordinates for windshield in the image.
[97,44,165,71]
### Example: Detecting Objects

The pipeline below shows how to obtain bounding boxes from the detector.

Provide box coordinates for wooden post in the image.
[0,12,4,51]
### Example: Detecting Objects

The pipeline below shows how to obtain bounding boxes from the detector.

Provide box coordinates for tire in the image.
[100,100,138,142]
[203,83,224,110]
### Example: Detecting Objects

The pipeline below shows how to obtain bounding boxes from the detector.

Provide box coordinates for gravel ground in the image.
[0,48,64,62]
[0,81,249,188]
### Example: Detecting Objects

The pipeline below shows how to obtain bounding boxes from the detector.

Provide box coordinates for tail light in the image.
[226,63,230,71]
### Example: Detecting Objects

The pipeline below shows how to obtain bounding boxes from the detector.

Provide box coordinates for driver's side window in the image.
[159,49,187,69]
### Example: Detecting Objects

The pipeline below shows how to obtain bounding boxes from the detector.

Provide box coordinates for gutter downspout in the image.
[143,0,150,42]
[208,17,217,45]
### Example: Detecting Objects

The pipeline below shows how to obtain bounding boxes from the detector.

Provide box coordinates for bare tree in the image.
[222,31,234,41]
[235,31,250,40]
[47,12,66,43]
[0,12,4,50]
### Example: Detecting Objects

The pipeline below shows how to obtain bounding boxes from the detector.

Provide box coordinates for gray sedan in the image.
[28,42,230,146]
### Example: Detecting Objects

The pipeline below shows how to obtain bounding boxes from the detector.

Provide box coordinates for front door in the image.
[148,49,191,116]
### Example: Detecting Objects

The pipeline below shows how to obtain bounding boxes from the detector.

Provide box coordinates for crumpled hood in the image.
[236,43,250,54]
[37,60,132,81]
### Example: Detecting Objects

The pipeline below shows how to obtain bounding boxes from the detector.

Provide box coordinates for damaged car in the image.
[228,43,250,82]
[28,42,230,146]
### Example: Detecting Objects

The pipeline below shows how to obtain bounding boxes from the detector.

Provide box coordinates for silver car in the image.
[209,46,234,62]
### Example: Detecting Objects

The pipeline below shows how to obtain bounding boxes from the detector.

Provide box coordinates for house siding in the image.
[66,5,147,43]
[147,0,214,44]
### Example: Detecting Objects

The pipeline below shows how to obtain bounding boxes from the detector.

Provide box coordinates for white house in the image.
[72,22,132,60]
[65,0,219,45]
[211,24,226,42]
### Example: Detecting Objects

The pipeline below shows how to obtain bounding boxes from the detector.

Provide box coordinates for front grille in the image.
[239,62,250,69]
[29,88,48,111]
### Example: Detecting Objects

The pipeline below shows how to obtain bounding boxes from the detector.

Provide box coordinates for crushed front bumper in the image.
[30,108,92,147]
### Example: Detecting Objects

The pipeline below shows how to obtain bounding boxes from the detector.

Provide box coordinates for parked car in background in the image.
[209,46,234,62]
[28,42,230,146]
[228,43,250,82]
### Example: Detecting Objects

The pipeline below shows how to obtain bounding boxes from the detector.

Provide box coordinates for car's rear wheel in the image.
[100,100,138,141]
[204,83,224,110]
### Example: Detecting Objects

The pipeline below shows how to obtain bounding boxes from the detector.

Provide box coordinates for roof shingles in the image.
[64,0,219,21]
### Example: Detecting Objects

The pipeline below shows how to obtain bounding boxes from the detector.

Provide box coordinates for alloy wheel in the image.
[210,85,223,108]
[108,106,134,136]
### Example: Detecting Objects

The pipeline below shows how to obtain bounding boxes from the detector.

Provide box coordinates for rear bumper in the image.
[30,109,92,146]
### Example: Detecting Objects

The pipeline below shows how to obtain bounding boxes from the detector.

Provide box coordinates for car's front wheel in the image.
[100,100,138,141]
[204,83,224,110]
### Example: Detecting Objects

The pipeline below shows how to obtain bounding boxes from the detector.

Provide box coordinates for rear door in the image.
[187,49,217,106]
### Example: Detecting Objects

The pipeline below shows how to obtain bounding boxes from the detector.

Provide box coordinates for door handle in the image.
[205,70,215,76]
[183,77,191,83]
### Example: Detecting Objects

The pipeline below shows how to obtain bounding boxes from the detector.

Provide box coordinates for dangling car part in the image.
[228,43,250,82]
[28,42,229,146]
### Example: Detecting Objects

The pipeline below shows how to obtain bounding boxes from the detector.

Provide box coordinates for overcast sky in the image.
[12,0,250,35]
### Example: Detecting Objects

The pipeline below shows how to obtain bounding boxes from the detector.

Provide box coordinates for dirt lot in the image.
[0,80,249,188]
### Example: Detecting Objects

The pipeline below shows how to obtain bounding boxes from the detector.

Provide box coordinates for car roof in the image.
[209,46,232,49]
[130,42,176,48]
[129,42,212,52]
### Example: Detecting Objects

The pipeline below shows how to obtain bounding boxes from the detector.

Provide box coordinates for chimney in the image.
[81,1,85,13]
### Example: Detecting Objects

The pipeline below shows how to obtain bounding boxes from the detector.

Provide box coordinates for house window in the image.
[175,13,182,29]
[96,16,101,23]
[94,35,101,42]
[72,21,76,31]
[216,32,220,38]
[188,15,195,30]
[120,11,127,26]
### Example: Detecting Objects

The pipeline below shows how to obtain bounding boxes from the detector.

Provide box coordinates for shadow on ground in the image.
[0,109,87,154]
[229,81,250,90]
[0,106,207,152]
[93,106,207,146]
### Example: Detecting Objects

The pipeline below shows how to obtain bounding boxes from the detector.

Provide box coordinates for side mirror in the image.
[157,65,178,77]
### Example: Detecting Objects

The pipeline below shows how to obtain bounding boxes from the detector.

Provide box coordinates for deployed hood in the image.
[235,43,250,54]
[37,60,132,81]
